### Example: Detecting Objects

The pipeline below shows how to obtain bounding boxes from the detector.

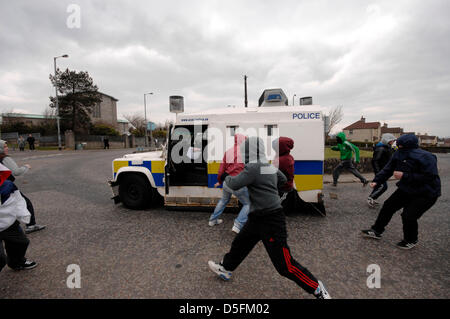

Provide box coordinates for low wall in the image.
[80,141,125,149]
[74,134,126,150]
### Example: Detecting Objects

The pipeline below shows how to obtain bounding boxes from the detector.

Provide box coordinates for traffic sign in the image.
[147,122,156,131]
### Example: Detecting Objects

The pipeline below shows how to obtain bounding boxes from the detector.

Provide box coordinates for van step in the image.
[164,197,238,207]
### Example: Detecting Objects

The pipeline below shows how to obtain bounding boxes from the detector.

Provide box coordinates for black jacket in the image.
[373,134,441,198]
[371,143,393,173]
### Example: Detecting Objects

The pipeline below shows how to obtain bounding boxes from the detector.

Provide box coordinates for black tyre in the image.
[119,174,153,209]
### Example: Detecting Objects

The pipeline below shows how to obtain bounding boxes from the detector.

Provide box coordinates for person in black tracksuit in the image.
[26,134,35,151]
[367,133,396,208]
[103,137,110,149]
[362,134,441,249]
[208,136,330,299]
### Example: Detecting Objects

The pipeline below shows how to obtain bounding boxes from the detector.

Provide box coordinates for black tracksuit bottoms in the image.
[222,209,319,294]
[372,189,438,242]
[0,221,30,271]
[332,159,366,184]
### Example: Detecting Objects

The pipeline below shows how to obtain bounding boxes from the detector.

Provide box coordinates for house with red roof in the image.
[381,123,404,138]
[416,133,438,146]
[342,116,381,142]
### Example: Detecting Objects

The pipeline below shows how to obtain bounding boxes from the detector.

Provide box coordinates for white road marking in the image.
[21,154,64,160]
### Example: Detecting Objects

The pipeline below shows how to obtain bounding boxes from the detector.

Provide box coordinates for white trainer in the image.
[367,197,380,209]
[208,219,223,227]
[208,261,232,281]
[231,225,240,234]
[314,280,331,299]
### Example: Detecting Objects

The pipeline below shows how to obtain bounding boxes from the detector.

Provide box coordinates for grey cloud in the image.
[0,0,449,136]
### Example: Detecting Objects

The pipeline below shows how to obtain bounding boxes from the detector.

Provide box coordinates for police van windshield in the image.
[168,124,209,186]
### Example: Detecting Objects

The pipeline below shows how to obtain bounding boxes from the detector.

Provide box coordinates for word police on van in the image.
[292,112,321,120]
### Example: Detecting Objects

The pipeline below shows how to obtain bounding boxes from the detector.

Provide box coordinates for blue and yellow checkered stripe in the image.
[113,160,165,186]
[207,160,323,191]
[293,161,323,191]
[207,162,222,188]
[113,160,323,190]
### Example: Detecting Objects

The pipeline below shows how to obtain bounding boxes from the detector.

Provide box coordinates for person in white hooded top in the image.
[0,163,37,271]
[0,140,46,234]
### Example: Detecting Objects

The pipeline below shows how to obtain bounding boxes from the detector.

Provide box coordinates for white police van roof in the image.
[176,105,324,124]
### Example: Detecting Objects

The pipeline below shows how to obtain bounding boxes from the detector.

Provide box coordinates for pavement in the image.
[323,172,396,184]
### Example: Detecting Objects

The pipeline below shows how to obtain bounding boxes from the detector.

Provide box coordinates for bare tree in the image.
[164,119,174,129]
[122,112,145,130]
[326,105,344,137]
[42,106,57,124]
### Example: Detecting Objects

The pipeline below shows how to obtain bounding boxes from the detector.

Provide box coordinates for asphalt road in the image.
[0,149,448,299]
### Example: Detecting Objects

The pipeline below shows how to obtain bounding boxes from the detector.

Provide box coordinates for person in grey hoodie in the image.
[0,140,46,234]
[18,136,26,151]
[208,136,330,299]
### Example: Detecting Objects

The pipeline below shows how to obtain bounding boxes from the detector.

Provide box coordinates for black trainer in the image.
[25,224,46,234]
[361,229,382,240]
[12,260,38,271]
[396,240,418,250]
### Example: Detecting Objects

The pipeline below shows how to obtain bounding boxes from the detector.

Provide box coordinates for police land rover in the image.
[109,89,327,215]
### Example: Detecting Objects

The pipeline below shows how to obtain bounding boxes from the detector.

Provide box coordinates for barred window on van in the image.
[227,126,238,136]
[265,124,278,136]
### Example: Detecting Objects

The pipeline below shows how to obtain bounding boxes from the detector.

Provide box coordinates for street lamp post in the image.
[144,92,153,148]
[53,54,69,150]
[292,94,297,106]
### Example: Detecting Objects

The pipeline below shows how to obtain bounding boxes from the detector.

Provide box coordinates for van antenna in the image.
[244,75,248,108]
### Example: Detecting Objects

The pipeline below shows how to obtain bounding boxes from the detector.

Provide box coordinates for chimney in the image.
[383,123,388,128]
[360,116,365,122]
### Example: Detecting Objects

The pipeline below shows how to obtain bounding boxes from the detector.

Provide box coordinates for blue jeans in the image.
[209,182,250,230]
[369,181,388,200]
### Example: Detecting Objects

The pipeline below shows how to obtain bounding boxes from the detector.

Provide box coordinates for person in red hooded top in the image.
[272,137,295,192]
[272,137,304,215]
[209,134,251,234]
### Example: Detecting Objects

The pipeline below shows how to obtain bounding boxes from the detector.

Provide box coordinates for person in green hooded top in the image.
[331,132,368,187]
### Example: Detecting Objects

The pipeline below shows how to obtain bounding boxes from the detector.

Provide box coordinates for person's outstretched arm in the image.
[1,157,29,176]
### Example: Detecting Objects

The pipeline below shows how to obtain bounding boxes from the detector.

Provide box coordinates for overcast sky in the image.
[0,0,449,136]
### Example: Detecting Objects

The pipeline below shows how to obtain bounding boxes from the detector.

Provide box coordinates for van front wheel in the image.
[119,174,153,209]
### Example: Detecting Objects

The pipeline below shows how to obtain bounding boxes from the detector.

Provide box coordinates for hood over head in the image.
[396,134,419,149]
[336,132,346,144]
[272,137,294,156]
[234,133,247,146]
[381,133,396,145]
[240,136,267,164]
